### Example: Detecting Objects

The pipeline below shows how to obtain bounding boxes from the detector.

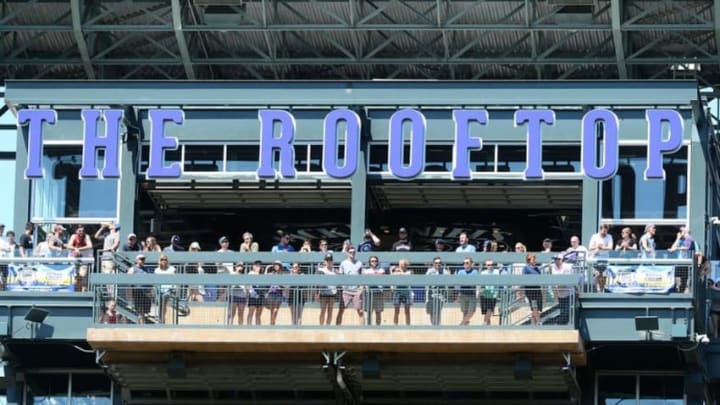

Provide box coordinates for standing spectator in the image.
[363,255,386,326]
[589,225,614,257]
[318,239,331,254]
[390,259,412,325]
[264,261,285,325]
[229,263,248,325]
[0,231,16,290]
[128,254,153,324]
[455,232,476,253]
[246,260,265,325]
[66,226,93,258]
[240,232,259,252]
[522,253,543,325]
[163,235,184,252]
[639,224,656,259]
[550,254,574,325]
[143,236,162,253]
[185,242,205,302]
[341,239,352,253]
[287,262,306,325]
[391,228,412,251]
[514,243,527,253]
[74,264,89,292]
[479,260,502,325]
[212,236,234,302]
[272,232,296,252]
[669,225,696,259]
[154,254,176,323]
[299,239,313,253]
[33,234,51,258]
[122,233,141,252]
[456,257,478,325]
[589,225,613,293]
[541,238,553,253]
[358,229,381,252]
[48,225,66,257]
[96,224,121,280]
[434,239,449,252]
[615,227,638,256]
[317,254,338,326]
[18,223,34,257]
[566,235,588,254]
[339,248,365,325]
[425,257,449,326]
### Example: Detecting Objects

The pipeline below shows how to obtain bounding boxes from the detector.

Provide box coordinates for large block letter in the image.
[80,109,122,179]
[257,110,296,179]
[645,109,684,180]
[515,109,555,179]
[581,109,619,180]
[18,109,57,178]
[323,109,361,178]
[146,109,183,179]
[451,109,487,179]
[388,109,426,179]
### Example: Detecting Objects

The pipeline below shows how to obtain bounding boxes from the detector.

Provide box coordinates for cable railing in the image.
[90,273,581,329]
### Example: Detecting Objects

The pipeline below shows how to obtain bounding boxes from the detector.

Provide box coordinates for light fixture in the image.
[635,316,659,340]
[24,307,49,324]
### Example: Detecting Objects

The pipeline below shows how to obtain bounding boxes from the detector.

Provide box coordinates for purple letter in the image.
[18,109,57,178]
[581,109,619,180]
[79,109,122,179]
[388,109,426,179]
[515,109,555,179]
[644,109,684,180]
[323,109,361,178]
[451,109,487,179]
[146,109,183,179]
[257,110,296,179]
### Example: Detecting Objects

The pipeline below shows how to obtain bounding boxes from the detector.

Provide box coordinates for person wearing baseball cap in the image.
[391,227,412,251]
[164,234,185,252]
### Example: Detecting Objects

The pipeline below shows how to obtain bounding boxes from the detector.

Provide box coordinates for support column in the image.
[581,177,599,247]
[2,362,22,405]
[12,124,30,234]
[350,109,368,246]
[117,109,138,234]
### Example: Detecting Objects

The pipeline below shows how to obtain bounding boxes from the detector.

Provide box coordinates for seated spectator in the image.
[99,299,125,324]
[299,239,313,253]
[240,232,259,252]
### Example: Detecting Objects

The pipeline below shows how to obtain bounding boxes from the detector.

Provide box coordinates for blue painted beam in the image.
[5,80,699,107]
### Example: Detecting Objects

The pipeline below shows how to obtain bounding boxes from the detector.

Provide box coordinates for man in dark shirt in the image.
[391,227,412,251]
[122,233,141,252]
[357,229,381,252]
[18,223,34,257]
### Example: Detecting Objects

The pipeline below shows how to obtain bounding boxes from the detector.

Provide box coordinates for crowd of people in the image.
[0,221,712,330]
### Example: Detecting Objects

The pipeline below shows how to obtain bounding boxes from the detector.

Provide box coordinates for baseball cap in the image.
[435,239,446,245]
[128,233,136,239]
[114,224,121,231]
[399,227,408,234]
[189,241,200,250]
[543,238,552,243]
[135,254,145,261]
[553,254,564,260]
[645,224,655,232]
[171,234,181,243]
[324,253,333,261]
[218,236,229,244]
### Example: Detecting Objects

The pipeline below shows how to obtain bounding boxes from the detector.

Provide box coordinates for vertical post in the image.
[117,110,138,234]
[350,108,368,247]
[13,123,30,234]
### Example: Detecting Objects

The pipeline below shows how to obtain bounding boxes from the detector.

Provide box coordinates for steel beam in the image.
[715,0,720,58]
[611,0,627,79]
[70,0,95,79]
[171,0,195,79]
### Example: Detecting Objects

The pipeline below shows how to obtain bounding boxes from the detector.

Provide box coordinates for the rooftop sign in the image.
[18,108,684,181]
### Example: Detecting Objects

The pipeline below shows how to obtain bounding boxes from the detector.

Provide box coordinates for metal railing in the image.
[90,273,581,328]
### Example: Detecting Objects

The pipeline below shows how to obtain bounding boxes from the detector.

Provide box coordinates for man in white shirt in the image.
[339,248,365,325]
[588,225,613,293]
[455,232,476,253]
[550,254,575,324]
